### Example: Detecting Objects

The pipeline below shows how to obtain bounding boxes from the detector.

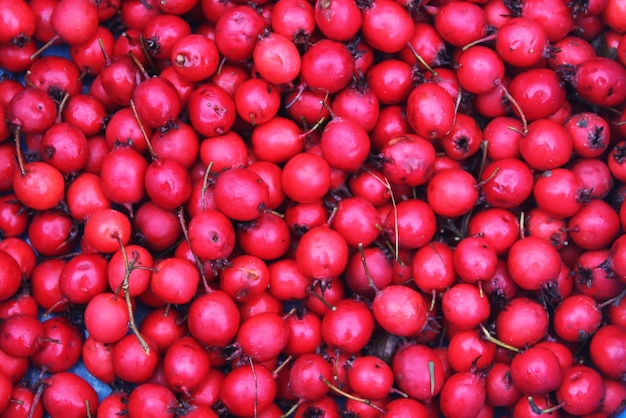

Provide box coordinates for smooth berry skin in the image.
[0,250,22,302]
[42,372,99,418]
[439,371,486,418]
[510,346,563,396]
[187,291,240,348]
[112,334,159,384]
[557,365,606,415]
[50,0,99,45]
[13,162,65,212]
[406,83,455,140]
[0,314,44,358]
[30,317,83,374]
[300,39,354,94]
[220,363,276,417]
[381,135,436,187]
[347,355,394,400]
[496,297,549,349]
[171,34,220,82]
[361,0,413,53]
[126,383,177,418]
[84,292,129,344]
[296,225,348,280]
[554,295,602,342]
[288,353,334,402]
[509,69,567,122]
[373,285,428,337]
[253,31,302,84]
[322,299,374,354]
[589,325,626,380]
[507,236,562,291]
[442,283,490,331]
[428,169,478,217]
[457,46,505,95]
[163,336,211,394]
[188,84,236,137]
[188,209,236,261]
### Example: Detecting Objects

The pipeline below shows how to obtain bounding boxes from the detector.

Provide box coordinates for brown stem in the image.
[326,205,338,226]
[598,288,626,308]
[479,323,519,353]
[249,357,259,418]
[128,51,150,80]
[496,80,528,136]
[476,140,490,181]
[476,166,500,187]
[177,206,211,293]
[23,71,37,89]
[30,35,59,61]
[428,360,436,396]
[56,92,70,123]
[280,400,301,418]
[319,375,385,414]
[138,33,156,72]
[448,85,464,136]
[527,396,565,415]
[306,286,336,311]
[406,43,437,76]
[26,384,44,418]
[13,127,26,176]
[358,242,378,294]
[97,38,111,66]
[298,116,326,139]
[129,99,159,162]
[272,355,293,378]
[364,168,399,262]
[462,33,497,51]
[200,161,214,211]
[117,236,151,354]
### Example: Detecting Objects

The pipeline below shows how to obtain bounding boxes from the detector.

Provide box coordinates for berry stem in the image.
[358,242,379,294]
[117,236,151,354]
[177,206,211,294]
[476,140,490,181]
[128,51,150,80]
[306,285,336,311]
[406,43,437,76]
[319,375,385,413]
[428,360,436,395]
[598,288,626,308]
[495,80,528,136]
[29,35,60,61]
[249,357,259,418]
[280,400,301,418]
[138,33,157,72]
[461,34,497,51]
[272,355,293,377]
[13,127,26,176]
[97,38,112,67]
[527,396,565,415]
[364,168,399,262]
[479,323,520,353]
[129,99,159,162]
[56,92,70,123]
[200,161,214,211]
[26,383,44,418]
